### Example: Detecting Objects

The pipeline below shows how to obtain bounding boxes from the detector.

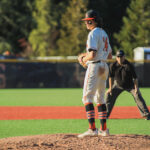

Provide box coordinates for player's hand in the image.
[106,88,112,96]
[78,53,87,69]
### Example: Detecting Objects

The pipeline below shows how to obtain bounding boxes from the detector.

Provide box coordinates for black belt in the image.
[92,60,101,63]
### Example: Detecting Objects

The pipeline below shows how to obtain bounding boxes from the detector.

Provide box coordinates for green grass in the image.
[0,119,150,139]
[0,88,150,139]
[0,88,149,106]
[0,88,83,106]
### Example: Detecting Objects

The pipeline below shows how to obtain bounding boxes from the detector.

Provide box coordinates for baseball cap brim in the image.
[116,50,125,57]
[82,17,95,21]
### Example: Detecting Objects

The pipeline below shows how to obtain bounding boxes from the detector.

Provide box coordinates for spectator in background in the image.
[2,50,16,59]
[3,51,11,56]
[16,38,32,59]
[0,38,32,60]
[106,50,150,120]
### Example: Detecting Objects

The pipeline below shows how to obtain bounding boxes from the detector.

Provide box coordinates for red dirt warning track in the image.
[0,106,150,120]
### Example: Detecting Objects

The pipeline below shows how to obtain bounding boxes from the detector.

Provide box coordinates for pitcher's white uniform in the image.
[82,27,112,105]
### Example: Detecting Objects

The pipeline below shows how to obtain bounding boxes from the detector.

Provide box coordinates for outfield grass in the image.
[0,119,150,139]
[0,88,150,139]
[0,88,150,106]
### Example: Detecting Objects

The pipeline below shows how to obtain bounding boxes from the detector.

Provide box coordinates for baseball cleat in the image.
[98,128,110,136]
[78,128,98,138]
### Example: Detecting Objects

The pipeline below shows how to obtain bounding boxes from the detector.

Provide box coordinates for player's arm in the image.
[106,38,112,59]
[107,51,112,59]
[82,31,98,63]
[78,50,96,68]
[109,77,114,90]
[106,63,114,95]
[130,63,138,94]
[82,49,97,63]
[107,77,114,95]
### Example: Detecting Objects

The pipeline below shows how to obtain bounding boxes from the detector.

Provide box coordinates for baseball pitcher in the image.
[78,10,112,138]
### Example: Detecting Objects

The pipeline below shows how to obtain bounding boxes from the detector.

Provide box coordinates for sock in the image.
[97,104,107,130]
[85,103,96,130]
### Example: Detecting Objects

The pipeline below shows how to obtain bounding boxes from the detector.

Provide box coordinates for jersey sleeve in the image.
[107,39,112,53]
[130,64,137,79]
[87,31,98,51]
[109,63,115,78]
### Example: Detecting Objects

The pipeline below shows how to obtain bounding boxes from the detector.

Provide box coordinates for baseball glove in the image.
[78,53,87,69]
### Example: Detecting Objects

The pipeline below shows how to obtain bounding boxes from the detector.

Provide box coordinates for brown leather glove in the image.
[78,54,87,69]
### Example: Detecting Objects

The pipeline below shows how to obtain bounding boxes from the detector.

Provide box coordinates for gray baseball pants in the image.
[105,83,150,118]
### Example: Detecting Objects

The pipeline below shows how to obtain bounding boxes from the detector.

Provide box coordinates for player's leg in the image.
[78,64,98,138]
[129,88,150,119]
[82,64,98,129]
[97,103,107,130]
[85,103,96,130]
[105,85,123,118]
[78,102,98,138]
[95,78,109,136]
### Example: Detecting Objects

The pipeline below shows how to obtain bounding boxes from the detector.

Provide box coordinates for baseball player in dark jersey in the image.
[106,50,150,120]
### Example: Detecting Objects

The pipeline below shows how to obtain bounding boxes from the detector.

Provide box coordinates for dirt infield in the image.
[0,106,150,149]
[1,106,150,120]
[0,134,150,150]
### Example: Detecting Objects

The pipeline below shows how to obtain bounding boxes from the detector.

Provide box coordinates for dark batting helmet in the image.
[82,10,103,27]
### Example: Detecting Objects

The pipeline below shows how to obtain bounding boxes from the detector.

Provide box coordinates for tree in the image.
[29,0,54,56]
[113,0,150,58]
[29,0,68,56]
[0,0,35,54]
[57,0,88,56]
[0,0,131,56]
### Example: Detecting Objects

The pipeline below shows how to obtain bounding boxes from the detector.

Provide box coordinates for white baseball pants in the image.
[82,62,109,105]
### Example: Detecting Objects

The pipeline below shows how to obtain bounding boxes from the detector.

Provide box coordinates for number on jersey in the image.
[103,37,108,52]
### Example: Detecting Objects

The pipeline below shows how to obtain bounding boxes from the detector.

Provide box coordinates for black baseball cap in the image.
[116,50,125,57]
[82,10,99,21]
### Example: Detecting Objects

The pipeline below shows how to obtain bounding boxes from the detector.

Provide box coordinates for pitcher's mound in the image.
[0,134,150,150]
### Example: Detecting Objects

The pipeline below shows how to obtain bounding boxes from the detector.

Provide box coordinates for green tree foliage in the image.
[57,0,88,56]
[114,0,150,58]
[29,0,53,56]
[29,0,67,56]
[0,0,132,57]
[47,0,68,56]
[0,0,35,54]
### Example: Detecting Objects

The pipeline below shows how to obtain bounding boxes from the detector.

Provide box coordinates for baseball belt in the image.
[92,60,101,63]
